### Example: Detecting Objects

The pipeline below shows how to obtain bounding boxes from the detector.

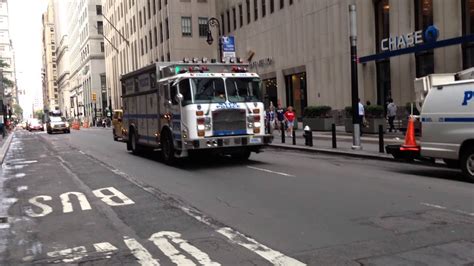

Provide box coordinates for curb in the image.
[269,143,395,161]
[0,132,14,164]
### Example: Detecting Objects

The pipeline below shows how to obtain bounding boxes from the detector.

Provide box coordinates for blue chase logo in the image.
[424,25,439,43]
[462,91,473,106]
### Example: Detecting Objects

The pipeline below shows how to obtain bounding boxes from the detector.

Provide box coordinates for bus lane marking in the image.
[124,236,160,265]
[246,166,295,177]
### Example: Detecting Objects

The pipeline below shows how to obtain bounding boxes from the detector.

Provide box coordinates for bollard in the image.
[304,125,313,147]
[379,124,384,153]
[332,123,337,149]
[281,125,285,144]
[292,128,296,145]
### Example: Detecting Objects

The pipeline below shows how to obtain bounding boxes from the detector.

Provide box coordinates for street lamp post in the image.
[206,18,223,62]
[349,4,361,150]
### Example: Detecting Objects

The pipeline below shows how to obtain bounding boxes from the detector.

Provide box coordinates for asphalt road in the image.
[0,128,473,265]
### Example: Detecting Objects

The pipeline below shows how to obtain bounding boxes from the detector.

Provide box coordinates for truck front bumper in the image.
[181,134,273,150]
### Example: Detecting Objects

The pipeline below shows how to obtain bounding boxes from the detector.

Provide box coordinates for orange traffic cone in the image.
[400,116,419,151]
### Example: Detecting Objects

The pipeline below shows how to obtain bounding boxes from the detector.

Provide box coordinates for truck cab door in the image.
[169,81,182,144]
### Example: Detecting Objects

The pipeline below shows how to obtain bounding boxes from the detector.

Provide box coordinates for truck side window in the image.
[179,79,192,106]
[171,84,179,105]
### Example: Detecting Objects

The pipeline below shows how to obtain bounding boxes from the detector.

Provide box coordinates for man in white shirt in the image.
[358,99,364,136]
[387,98,397,132]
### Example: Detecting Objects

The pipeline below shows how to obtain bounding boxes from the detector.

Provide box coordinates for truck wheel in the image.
[130,131,142,155]
[231,150,251,161]
[161,131,175,164]
[460,147,474,181]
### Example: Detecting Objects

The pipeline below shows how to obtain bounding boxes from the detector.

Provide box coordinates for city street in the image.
[0,128,473,265]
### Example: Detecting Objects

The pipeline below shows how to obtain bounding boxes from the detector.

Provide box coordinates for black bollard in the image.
[379,124,384,153]
[308,130,313,147]
[332,123,337,149]
[281,126,285,144]
[292,128,296,145]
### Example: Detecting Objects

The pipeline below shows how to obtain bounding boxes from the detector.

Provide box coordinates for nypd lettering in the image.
[216,102,240,109]
[462,91,473,106]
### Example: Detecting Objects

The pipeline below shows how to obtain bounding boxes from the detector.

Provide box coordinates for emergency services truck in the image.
[120,60,273,164]
[414,71,474,180]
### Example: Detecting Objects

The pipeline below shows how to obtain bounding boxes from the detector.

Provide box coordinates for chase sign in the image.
[381,25,439,52]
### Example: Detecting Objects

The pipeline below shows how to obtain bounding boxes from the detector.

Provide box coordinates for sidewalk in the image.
[0,130,14,164]
[269,127,406,161]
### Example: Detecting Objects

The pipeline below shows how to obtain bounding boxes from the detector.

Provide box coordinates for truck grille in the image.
[212,109,247,136]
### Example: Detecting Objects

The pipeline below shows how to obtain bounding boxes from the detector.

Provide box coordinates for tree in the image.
[0,59,14,89]
[34,110,44,120]
[13,104,23,118]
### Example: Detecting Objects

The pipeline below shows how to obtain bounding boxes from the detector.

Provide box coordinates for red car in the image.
[28,119,43,131]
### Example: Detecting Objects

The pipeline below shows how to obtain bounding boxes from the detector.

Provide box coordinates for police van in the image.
[415,71,474,180]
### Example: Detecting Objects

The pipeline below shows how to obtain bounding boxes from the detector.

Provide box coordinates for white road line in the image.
[124,236,160,266]
[59,192,92,213]
[246,166,295,177]
[149,232,195,265]
[420,202,474,217]
[47,246,88,263]
[165,231,221,266]
[217,227,305,266]
[16,186,28,192]
[78,150,86,155]
[93,242,118,255]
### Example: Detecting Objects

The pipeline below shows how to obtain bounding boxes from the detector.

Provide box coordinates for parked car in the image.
[46,116,70,134]
[28,119,43,131]
[112,109,123,141]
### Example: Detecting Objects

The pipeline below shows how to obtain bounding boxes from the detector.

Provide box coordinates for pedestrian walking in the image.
[284,106,296,137]
[265,106,276,134]
[387,98,397,132]
[358,99,365,136]
[275,103,285,133]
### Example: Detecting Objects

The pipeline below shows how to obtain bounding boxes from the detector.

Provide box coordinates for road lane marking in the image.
[217,227,305,266]
[152,231,221,266]
[15,173,25,178]
[149,232,195,265]
[246,166,295,177]
[420,202,474,217]
[17,186,28,192]
[92,187,135,206]
[47,246,88,263]
[93,242,118,256]
[60,192,92,213]
[25,196,53,217]
[78,152,304,265]
[124,236,160,265]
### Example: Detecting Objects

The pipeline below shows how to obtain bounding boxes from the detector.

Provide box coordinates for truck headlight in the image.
[254,122,261,128]
[197,124,206,131]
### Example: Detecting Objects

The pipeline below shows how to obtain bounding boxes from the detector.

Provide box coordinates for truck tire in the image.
[231,150,251,161]
[460,146,474,181]
[161,130,176,164]
[129,131,142,155]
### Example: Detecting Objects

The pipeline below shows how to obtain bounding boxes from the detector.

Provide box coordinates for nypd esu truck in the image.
[415,71,474,180]
[120,60,273,164]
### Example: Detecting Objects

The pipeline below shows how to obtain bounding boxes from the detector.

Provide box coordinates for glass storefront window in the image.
[285,73,307,119]
[263,78,278,108]
[462,0,474,69]
[375,0,391,105]
[415,0,434,77]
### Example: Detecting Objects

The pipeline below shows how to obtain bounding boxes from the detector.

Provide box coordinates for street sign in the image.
[92,93,97,102]
[222,36,236,60]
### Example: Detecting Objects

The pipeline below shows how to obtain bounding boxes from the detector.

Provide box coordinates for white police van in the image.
[415,70,474,180]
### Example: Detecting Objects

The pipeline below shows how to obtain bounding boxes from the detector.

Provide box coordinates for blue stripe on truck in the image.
[444,117,474,122]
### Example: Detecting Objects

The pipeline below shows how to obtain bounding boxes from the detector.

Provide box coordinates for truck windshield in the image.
[225,78,262,102]
[190,78,226,104]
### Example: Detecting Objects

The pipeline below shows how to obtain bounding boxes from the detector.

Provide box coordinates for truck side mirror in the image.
[175,93,183,103]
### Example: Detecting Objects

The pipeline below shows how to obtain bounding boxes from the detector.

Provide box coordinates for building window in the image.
[289,0,293,5]
[221,13,225,34]
[96,5,102,15]
[139,11,142,28]
[167,52,170,61]
[149,30,152,47]
[181,17,192,37]
[246,0,251,24]
[165,18,170,39]
[148,0,151,19]
[198,17,208,37]
[262,0,266,17]
[254,0,258,21]
[233,7,237,30]
[145,36,148,53]
[280,0,284,9]
[415,0,434,78]
[153,0,156,14]
[154,26,158,46]
[462,0,474,69]
[160,22,164,42]
[97,21,103,34]
[239,4,243,27]
[101,42,104,52]
[270,0,274,13]
[227,10,231,33]
[374,0,391,105]
[141,39,144,55]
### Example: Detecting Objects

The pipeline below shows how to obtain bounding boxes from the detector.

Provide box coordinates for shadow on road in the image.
[392,168,470,183]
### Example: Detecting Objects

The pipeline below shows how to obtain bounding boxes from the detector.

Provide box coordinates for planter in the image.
[303,117,335,131]
[344,118,353,133]
[362,118,386,134]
